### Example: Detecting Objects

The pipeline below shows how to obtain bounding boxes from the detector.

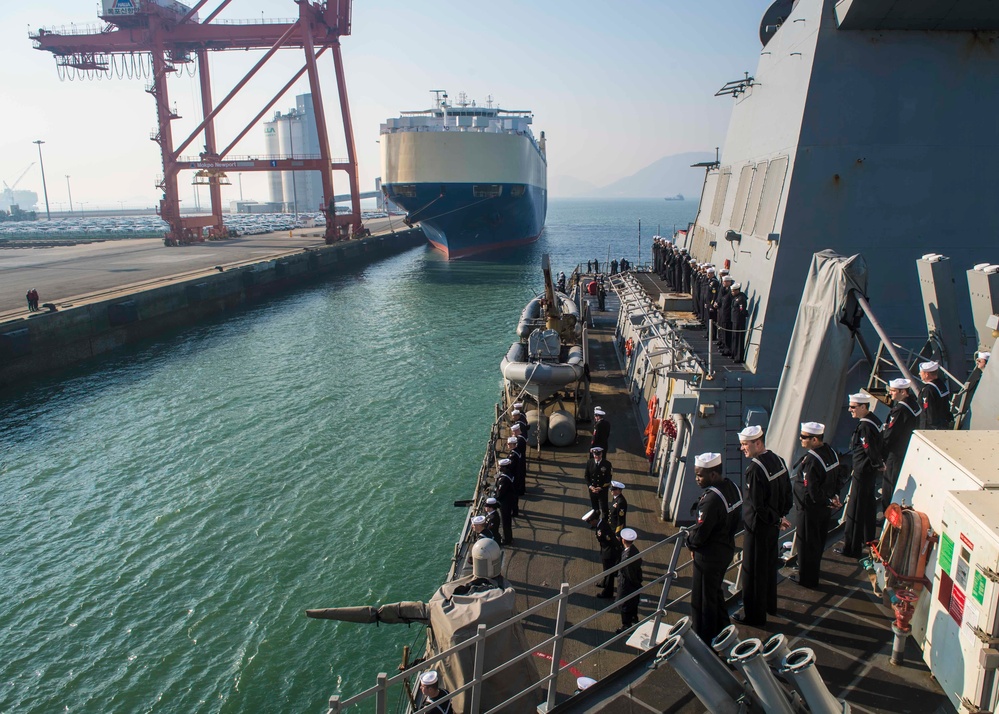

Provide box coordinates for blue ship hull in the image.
[385,182,547,259]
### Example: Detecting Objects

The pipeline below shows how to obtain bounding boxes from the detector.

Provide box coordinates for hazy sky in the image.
[1,0,771,209]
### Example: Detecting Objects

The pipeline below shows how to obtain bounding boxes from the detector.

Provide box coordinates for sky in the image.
[0,0,772,210]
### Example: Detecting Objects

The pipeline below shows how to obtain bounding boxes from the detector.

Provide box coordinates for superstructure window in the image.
[510,185,526,198]
[473,184,503,198]
[393,184,417,198]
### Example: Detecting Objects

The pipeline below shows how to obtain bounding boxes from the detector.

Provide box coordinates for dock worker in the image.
[881,378,921,512]
[728,283,748,363]
[494,459,517,545]
[418,671,453,714]
[918,360,953,429]
[609,481,628,534]
[840,392,885,558]
[585,446,613,520]
[736,426,791,627]
[615,528,643,634]
[585,509,622,599]
[793,422,842,588]
[591,406,611,452]
[483,497,501,535]
[686,452,742,643]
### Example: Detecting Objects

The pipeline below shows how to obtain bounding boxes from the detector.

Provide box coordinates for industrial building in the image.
[264,94,324,214]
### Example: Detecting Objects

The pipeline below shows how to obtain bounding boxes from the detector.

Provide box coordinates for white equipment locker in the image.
[925,490,999,712]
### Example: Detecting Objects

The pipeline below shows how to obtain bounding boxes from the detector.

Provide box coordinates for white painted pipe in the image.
[728,638,795,714]
[657,636,740,714]
[781,648,849,714]
[711,624,741,659]
[667,617,744,701]
[762,634,791,670]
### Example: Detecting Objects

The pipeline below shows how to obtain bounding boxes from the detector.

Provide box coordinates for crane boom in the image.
[4,163,35,191]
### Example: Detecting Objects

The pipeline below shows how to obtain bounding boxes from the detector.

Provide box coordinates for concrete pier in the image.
[0,221,424,389]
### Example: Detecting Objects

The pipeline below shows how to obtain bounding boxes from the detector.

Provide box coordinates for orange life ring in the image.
[625,338,634,356]
[645,418,661,459]
[648,395,659,420]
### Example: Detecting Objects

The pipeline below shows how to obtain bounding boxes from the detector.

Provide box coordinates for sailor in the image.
[685,452,742,643]
[483,497,502,535]
[587,260,593,273]
[792,422,842,588]
[584,446,613,520]
[591,406,611,452]
[965,351,991,408]
[716,275,734,354]
[682,257,694,294]
[557,271,567,293]
[615,528,643,633]
[593,258,600,274]
[506,436,525,506]
[511,404,529,434]
[839,392,885,558]
[418,670,453,714]
[704,267,719,339]
[585,509,622,599]
[691,263,703,317]
[471,514,495,542]
[917,360,953,429]
[736,426,792,627]
[494,459,517,545]
[881,378,921,512]
[611,258,619,276]
[609,481,628,534]
[728,283,748,363]
[598,283,606,311]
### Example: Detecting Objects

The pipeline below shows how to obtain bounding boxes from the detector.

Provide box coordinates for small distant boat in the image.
[663,193,685,201]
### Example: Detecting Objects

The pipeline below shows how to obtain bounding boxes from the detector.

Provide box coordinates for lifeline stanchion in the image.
[781,648,850,714]
[655,636,740,714]
[728,638,794,714]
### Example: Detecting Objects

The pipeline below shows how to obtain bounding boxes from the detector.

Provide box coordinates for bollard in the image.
[728,638,795,714]
[711,624,741,659]
[667,617,745,701]
[657,636,740,714]
[781,648,850,714]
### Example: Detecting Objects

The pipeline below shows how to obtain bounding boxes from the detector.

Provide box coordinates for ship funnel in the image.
[656,636,740,714]
[728,638,794,714]
[472,537,502,578]
[780,648,850,714]
[666,617,744,701]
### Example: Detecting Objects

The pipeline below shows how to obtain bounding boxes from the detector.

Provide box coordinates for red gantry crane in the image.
[30,0,364,245]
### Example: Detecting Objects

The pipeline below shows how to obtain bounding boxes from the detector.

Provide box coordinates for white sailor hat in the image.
[889,378,911,390]
[719,268,730,275]
[594,407,606,416]
[590,446,604,453]
[576,676,597,691]
[707,267,716,274]
[513,402,524,409]
[737,425,763,442]
[507,436,518,445]
[722,275,734,282]
[511,410,522,417]
[511,421,522,430]
[611,480,625,489]
[977,351,991,360]
[800,421,825,435]
[499,458,512,466]
[620,528,638,542]
[472,515,487,526]
[848,391,873,405]
[582,508,597,522]
[485,497,498,506]
[919,360,939,372]
[694,452,722,468]
[730,282,742,290]
[420,671,439,686]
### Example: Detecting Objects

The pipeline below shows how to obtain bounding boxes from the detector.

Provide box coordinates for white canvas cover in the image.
[768,250,868,464]
[968,335,999,430]
[426,575,540,713]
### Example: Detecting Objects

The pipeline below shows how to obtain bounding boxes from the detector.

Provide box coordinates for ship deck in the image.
[497,272,951,713]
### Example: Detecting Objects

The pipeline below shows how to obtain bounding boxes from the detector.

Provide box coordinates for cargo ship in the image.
[379,91,547,259]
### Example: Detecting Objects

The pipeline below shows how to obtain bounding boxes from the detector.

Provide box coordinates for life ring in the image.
[648,395,659,420]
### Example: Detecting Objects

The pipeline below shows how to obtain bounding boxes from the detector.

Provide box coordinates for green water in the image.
[0,199,696,713]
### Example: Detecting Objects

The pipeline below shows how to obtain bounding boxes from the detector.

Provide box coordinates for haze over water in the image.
[0,198,696,713]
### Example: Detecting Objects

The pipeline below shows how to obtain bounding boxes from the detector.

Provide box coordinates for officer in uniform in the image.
[840,392,885,558]
[716,275,733,353]
[793,422,842,588]
[736,426,791,627]
[728,283,748,363]
[685,452,743,643]
[483,497,501,535]
[584,446,613,520]
[682,257,694,294]
[609,481,628,534]
[591,407,611,452]
[918,360,952,429]
[418,671,453,714]
[616,528,643,633]
[881,378,921,512]
[585,509,622,599]
[494,459,517,545]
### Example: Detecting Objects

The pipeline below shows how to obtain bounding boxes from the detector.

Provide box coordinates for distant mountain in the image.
[552,151,715,199]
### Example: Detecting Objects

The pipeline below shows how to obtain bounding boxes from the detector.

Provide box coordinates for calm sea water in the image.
[0,198,696,714]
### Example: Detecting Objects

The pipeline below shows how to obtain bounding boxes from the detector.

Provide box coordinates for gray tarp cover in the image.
[427,575,540,713]
[769,250,868,465]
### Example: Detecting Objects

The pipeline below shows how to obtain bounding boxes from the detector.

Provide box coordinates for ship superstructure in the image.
[380,91,547,259]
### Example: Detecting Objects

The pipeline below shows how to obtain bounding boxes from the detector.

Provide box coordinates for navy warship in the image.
[311,0,999,711]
